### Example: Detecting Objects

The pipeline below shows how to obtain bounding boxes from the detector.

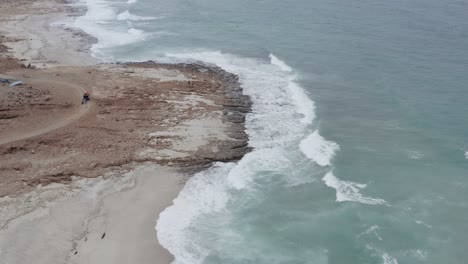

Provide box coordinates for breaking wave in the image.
[74,0,149,56]
[322,171,387,205]
[382,253,399,264]
[117,10,159,21]
[299,130,340,166]
[156,52,329,263]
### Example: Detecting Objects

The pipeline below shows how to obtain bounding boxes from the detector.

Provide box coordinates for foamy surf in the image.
[156,52,325,263]
[322,171,387,205]
[117,10,159,21]
[269,54,293,72]
[157,163,237,263]
[382,253,399,264]
[74,0,149,57]
[270,54,316,125]
[54,0,467,262]
[299,130,340,166]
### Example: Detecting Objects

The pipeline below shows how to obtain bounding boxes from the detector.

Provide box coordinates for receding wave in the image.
[322,171,387,205]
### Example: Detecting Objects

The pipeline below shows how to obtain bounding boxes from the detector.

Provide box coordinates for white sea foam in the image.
[127,0,138,4]
[362,225,383,241]
[322,171,387,205]
[415,220,432,228]
[300,130,339,166]
[464,151,468,159]
[117,10,159,21]
[74,0,148,57]
[156,52,322,263]
[128,27,144,35]
[406,249,427,260]
[382,253,399,264]
[407,150,423,160]
[157,163,236,263]
[288,80,316,125]
[365,245,399,264]
[270,53,293,72]
[269,54,316,124]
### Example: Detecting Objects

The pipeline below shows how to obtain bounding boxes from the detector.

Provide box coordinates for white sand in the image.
[0,165,183,264]
[1,1,98,68]
[68,166,182,264]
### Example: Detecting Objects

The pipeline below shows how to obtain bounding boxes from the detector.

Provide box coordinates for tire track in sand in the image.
[0,78,93,146]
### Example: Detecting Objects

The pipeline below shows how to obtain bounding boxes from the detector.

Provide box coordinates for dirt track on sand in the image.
[0,63,252,197]
[0,77,92,145]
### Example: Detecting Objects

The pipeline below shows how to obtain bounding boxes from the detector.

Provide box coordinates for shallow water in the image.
[74,0,468,263]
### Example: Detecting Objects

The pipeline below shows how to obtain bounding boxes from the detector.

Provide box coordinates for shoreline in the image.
[0,0,251,263]
[0,0,99,68]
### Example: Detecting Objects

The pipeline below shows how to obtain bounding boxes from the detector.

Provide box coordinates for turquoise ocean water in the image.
[73,0,468,263]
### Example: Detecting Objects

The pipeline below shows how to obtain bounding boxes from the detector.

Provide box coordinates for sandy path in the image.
[0,76,92,146]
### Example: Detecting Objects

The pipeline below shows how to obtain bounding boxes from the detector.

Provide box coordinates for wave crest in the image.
[299,130,339,166]
[322,172,387,205]
[156,52,323,263]
[117,10,159,21]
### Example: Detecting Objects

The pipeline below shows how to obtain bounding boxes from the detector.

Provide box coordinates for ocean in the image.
[73,0,468,263]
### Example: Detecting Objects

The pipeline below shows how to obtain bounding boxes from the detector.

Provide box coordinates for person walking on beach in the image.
[82,91,90,104]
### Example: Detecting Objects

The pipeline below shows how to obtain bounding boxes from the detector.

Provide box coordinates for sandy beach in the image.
[0,0,250,263]
[0,165,183,264]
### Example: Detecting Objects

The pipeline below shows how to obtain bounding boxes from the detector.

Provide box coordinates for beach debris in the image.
[101,232,106,239]
[0,78,9,83]
[9,81,23,87]
[74,251,78,255]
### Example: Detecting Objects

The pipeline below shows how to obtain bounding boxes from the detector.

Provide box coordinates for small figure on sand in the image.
[82,91,90,104]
